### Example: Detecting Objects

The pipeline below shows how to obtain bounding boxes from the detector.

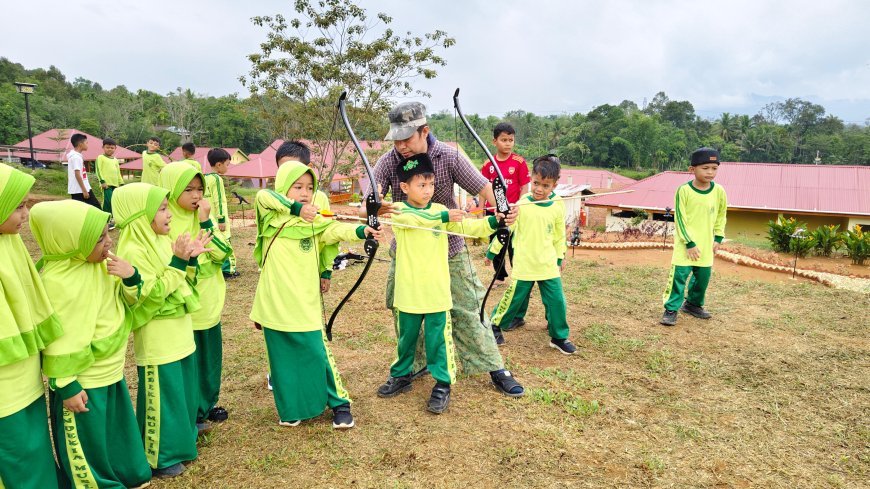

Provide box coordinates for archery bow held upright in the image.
[325,91,382,341]
[453,88,511,246]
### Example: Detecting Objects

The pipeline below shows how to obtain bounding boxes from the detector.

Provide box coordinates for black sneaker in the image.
[549,338,577,355]
[427,383,451,414]
[266,373,273,391]
[153,462,185,478]
[207,406,228,422]
[377,375,413,398]
[681,302,712,319]
[490,369,525,398]
[332,404,355,429]
[660,310,678,326]
[502,317,525,331]
[492,325,505,345]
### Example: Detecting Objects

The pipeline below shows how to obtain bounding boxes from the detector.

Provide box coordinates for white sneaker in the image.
[266,373,273,391]
[278,419,300,427]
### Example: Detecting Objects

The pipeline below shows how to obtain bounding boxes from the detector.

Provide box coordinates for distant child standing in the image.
[113,182,212,478]
[141,136,165,185]
[31,200,152,489]
[480,122,530,289]
[159,162,233,431]
[205,148,237,278]
[250,161,381,429]
[68,133,101,209]
[178,142,202,171]
[95,137,124,221]
[660,147,728,326]
[0,163,64,489]
[376,154,499,414]
[488,155,576,355]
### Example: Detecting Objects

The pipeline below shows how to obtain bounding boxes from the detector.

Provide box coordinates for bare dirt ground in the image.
[18,224,870,488]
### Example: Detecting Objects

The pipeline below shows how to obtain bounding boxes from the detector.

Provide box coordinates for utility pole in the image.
[13,82,38,164]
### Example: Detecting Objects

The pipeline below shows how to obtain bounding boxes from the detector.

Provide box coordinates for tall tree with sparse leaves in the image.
[240,0,455,187]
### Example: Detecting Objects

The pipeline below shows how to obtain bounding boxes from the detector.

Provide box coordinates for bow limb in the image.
[325,91,383,341]
[453,88,513,323]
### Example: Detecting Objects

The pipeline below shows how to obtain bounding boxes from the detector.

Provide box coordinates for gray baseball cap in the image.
[384,102,427,141]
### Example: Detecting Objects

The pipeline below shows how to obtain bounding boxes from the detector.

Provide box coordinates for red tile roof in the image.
[13,129,141,162]
[585,162,870,217]
[559,169,636,189]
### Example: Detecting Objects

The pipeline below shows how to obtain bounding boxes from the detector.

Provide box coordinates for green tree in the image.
[241,0,454,186]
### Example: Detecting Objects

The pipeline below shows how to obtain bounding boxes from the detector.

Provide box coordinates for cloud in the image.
[4,0,869,121]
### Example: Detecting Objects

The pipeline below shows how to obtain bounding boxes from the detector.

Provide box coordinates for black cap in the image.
[396,153,434,183]
[690,147,720,166]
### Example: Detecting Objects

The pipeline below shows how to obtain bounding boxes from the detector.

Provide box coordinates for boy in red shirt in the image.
[480,122,530,292]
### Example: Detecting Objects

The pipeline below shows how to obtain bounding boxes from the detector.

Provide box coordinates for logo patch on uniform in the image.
[300,238,313,252]
[508,167,516,175]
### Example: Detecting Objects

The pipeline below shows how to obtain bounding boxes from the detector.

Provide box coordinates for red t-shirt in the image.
[480,153,530,206]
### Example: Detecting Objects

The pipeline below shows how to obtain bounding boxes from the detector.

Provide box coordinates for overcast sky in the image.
[5,0,870,123]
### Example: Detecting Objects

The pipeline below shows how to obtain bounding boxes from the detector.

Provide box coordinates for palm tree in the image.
[715,112,738,142]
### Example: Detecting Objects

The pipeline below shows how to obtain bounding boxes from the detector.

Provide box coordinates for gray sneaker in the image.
[660,310,678,326]
[681,302,712,319]
[153,462,185,478]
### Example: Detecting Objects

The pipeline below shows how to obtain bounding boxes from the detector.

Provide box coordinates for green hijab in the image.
[0,163,63,367]
[113,183,199,321]
[254,161,332,266]
[159,162,203,240]
[30,200,130,377]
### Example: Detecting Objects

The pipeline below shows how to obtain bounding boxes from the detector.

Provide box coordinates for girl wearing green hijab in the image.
[250,161,382,429]
[112,182,212,478]
[0,163,64,489]
[31,199,152,489]
[158,162,234,431]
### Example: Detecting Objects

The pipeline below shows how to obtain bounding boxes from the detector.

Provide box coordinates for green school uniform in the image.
[95,154,123,215]
[177,158,202,172]
[663,181,728,311]
[488,193,570,340]
[160,163,233,422]
[205,172,237,275]
[113,183,200,469]
[31,200,151,489]
[389,202,497,384]
[140,152,166,185]
[0,163,63,489]
[251,162,365,422]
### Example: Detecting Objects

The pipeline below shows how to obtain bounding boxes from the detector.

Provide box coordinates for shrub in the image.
[842,225,870,265]
[789,233,815,258]
[810,225,844,257]
[767,217,808,254]
[629,208,649,226]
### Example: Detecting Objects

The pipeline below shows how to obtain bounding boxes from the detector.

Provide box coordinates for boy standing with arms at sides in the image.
[206,148,237,278]
[660,147,728,326]
[178,142,202,171]
[141,136,165,185]
[95,137,124,221]
[0,163,64,489]
[31,200,152,489]
[488,155,576,354]
[68,133,101,209]
[480,122,530,289]
[250,161,382,429]
[377,154,500,414]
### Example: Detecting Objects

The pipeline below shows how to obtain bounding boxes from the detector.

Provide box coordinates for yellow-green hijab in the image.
[159,162,203,240]
[113,183,198,320]
[254,161,332,266]
[30,200,128,377]
[0,163,63,367]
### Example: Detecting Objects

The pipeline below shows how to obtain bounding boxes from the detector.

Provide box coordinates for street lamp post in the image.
[13,82,37,165]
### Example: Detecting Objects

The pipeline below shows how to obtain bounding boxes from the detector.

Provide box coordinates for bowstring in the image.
[318,101,342,328]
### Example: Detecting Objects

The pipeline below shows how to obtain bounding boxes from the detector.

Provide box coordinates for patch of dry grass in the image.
[18,225,870,488]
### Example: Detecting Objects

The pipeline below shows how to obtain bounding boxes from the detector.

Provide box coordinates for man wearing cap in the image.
[365,101,525,398]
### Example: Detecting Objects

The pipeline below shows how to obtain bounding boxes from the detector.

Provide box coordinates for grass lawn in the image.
[17,220,869,488]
